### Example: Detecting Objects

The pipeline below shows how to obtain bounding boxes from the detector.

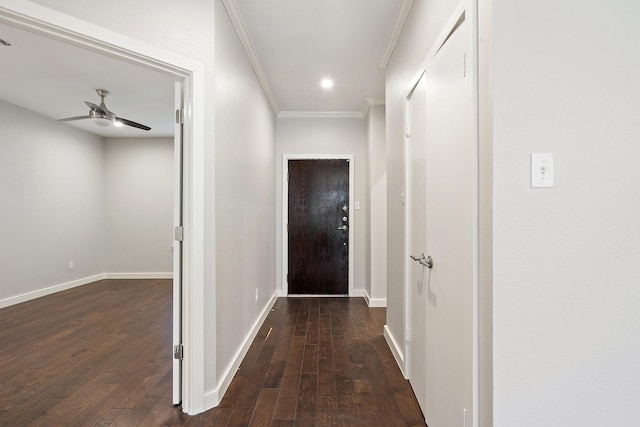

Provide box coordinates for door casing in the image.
[282,154,355,296]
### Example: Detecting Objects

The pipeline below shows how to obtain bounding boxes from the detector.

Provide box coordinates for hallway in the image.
[214,297,425,425]
[0,280,425,426]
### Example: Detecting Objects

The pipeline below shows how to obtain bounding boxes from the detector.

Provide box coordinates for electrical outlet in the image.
[68,261,74,270]
[255,288,259,302]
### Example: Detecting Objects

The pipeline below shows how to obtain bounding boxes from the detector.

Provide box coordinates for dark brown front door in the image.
[288,159,349,294]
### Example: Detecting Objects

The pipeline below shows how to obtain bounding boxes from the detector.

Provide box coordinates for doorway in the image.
[287,159,349,294]
[0,3,205,415]
[282,155,355,296]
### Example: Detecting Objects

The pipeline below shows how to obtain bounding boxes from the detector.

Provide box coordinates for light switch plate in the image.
[354,201,360,210]
[531,153,554,188]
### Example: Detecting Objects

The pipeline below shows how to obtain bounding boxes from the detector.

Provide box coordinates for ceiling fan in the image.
[59,89,151,131]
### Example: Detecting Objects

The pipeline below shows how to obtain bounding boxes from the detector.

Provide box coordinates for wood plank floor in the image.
[0,279,425,426]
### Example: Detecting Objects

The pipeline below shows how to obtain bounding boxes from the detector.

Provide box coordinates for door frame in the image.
[282,154,355,296]
[402,1,480,426]
[0,1,207,415]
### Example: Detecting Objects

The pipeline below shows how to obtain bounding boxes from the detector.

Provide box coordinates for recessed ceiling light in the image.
[321,78,334,89]
[0,38,13,47]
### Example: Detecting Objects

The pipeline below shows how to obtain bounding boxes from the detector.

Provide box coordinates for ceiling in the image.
[0,0,406,137]
[0,22,177,138]
[232,0,405,113]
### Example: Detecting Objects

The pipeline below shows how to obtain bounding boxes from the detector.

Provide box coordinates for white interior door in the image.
[172,81,184,405]
[423,19,474,427]
[407,71,429,412]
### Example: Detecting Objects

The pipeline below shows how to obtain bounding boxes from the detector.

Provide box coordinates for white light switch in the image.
[354,201,360,210]
[531,153,554,188]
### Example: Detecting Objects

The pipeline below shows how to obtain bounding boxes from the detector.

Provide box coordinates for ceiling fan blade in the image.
[85,101,106,114]
[117,117,151,131]
[58,115,91,122]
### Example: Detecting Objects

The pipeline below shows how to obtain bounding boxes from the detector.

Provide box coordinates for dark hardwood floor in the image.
[0,279,425,426]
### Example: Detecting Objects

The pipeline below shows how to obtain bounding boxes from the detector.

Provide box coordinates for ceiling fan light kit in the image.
[59,89,151,131]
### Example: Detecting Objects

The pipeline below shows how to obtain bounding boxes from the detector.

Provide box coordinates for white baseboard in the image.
[204,290,279,410]
[363,289,387,307]
[350,289,365,298]
[104,272,173,279]
[384,325,406,378]
[0,273,175,309]
[0,273,106,309]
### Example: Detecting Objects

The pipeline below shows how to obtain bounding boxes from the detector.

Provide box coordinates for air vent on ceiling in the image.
[0,38,13,47]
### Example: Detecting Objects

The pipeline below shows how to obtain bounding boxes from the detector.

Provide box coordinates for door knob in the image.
[410,253,433,268]
[338,225,348,231]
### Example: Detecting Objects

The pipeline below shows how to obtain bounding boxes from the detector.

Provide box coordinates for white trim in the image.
[104,273,173,279]
[350,289,365,298]
[384,325,406,377]
[363,289,387,307]
[366,97,386,106]
[403,95,413,379]
[362,97,386,115]
[379,0,414,69]
[282,155,355,297]
[0,273,176,308]
[0,274,105,309]
[204,290,279,408]
[468,1,480,425]
[0,1,207,416]
[221,0,279,114]
[182,69,207,416]
[278,111,364,119]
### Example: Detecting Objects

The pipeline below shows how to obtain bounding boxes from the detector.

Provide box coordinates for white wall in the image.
[276,117,367,295]
[214,0,277,402]
[0,99,176,308]
[365,105,387,306]
[493,1,640,425]
[0,100,105,305]
[104,137,174,275]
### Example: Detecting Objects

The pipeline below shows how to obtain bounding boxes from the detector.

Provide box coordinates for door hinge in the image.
[405,122,411,138]
[173,344,184,360]
[463,53,466,78]
[176,108,184,124]
[174,225,184,242]
[286,273,289,283]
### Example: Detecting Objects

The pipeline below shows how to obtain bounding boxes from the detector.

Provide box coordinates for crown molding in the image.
[362,97,386,115]
[278,111,365,119]
[222,0,279,114]
[379,0,414,69]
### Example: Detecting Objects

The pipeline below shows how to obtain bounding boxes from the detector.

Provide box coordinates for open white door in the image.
[172,81,184,405]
